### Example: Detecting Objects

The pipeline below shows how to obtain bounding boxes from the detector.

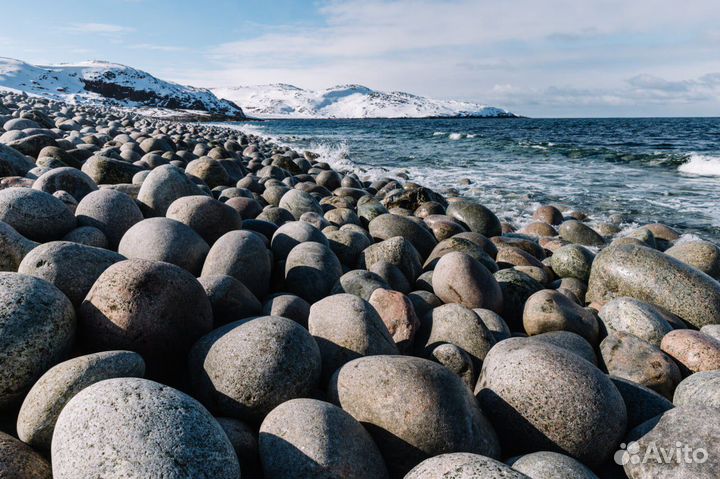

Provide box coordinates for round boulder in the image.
[432,251,503,313]
[75,188,144,248]
[285,242,343,304]
[0,187,75,242]
[406,453,527,479]
[166,195,242,245]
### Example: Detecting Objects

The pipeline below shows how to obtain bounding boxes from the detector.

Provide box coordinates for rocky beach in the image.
[0,90,719,479]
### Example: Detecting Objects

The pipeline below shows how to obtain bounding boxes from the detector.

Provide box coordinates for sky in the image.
[1,0,719,117]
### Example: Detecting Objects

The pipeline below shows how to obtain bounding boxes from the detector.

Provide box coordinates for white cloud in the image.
[64,23,134,34]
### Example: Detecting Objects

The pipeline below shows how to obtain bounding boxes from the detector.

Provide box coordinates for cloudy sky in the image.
[2,0,719,117]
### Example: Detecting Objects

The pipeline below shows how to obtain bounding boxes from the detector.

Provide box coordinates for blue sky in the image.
[1,0,719,117]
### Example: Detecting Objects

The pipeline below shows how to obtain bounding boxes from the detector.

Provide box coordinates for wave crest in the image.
[678,154,720,176]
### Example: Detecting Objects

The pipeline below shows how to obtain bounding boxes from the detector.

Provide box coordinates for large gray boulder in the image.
[32,167,98,201]
[17,351,145,451]
[598,297,675,347]
[588,243,720,329]
[259,398,390,479]
[0,187,76,242]
[0,272,75,409]
[0,431,51,479]
[508,451,597,479]
[284,242,343,304]
[51,378,240,479]
[329,355,500,476]
[432,251,503,313]
[405,453,528,479]
[189,316,321,423]
[75,188,144,248]
[166,195,242,245]
[137,164,201,216]
[0,220,37,271]
[476,338,627,467]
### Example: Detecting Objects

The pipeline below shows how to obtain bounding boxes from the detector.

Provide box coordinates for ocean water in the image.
[226,117,720,241]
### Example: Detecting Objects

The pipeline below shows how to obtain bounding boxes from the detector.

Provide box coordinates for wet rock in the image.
[329,355,500,476]
[587,243,720,329]
[259,398,390,479]
[51,378,239,479]
[550,244,595,282]
[559,220,605,246]
[446,201,502,237]
[0,187,76,242]
[188,316,321,423]
[532,205,564,225]
[17,351,145,451]
[79,259,212,381]
[476,338,626,467]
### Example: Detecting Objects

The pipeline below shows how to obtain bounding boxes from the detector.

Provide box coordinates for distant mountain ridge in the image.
[212,83,516,119]
[0,57,245,120]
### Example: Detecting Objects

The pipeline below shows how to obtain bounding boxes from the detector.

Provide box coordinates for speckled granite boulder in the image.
[405,453,527,479]
[0,220,37,271]
[32,166,98,201]
[166,195,242,245]
[529,330,597,364]
[75,188,144,248]
[523,289,599,345]
[0,187,76,242]
[610,376,674,429]
[360,236,423,283]
[51,378,239,479]
[665,239,720,279]
[285,242,343,304]
[17,351,145,451]
[446,201,502,237]
[673,371,720,409]
[0,272,75,409]
[598,297,675,347]
[279,189,324,220]
[18,241,124,306]
[559,220,605,246]
[137,164,201,216]
[329,355,500,476]
[79,259,212,380]
[588,243,720,328]
[660,329,720,373]
[259,398,390,479]
[369,213,437,258]
[507,451,597,479]
[476,338,626,467]
[188,316,321,423]
[550,244,595,282]
[432,251,503,313]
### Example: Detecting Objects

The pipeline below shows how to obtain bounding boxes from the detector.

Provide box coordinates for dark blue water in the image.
[227,117,720,240]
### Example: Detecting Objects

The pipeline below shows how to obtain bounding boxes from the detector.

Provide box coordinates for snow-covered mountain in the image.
[0,57,245,120]
[212,83,515,119]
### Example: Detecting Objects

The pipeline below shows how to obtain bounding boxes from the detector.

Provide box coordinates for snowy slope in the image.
[212,83,515,119]
[0,57,245,119]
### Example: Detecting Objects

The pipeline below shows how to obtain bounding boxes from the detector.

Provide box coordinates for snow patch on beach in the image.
[678,154,720,176]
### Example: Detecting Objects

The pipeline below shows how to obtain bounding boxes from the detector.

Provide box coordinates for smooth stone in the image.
[600,331,681,399]
[285,242,343,304]
[0,272,75,409]
[32,166,98,201]
[523,289,599,345]
[673,371,720,409]
[665,240,720,279]
[598,297,674,346]
[81,155,143,185]
[432,251,503,313]
[520,221,558,237]
[137,164,201,216]
[359,236,423,283]
[369,213,437,258]
[16,351,145,451]
[430,343,476,388]
[0,431,51,479]
[476,338,627,467]
[508,451,597,479]
[51,378,239,479]
[550,244,595,282]
[118,217,209,275]
[331,269,390,300]
[552,277,588,303]
[188,316,321,423]
[166,195,242,245]
[75,188,144,248]
[201,230,273,299]
[446,201,502,237]
[185,157,229,189]
[0,187,75,242]
[278,189,324,219]
[559,220,605,246]
[408,290,443,318]
[532,205,564,225]
[329,355,500,476]
[216,417,261,477]
[0,143,36,175]
[259,398,390,479]
[623,406,720,479]
[660,329,720,374]
[587,243,720,329]
[406,453,527,479]
[61,225,108,247]
[369,259,412,293]
[309,293,398,379]
[0,220,37,271]
[424,236,498,273]
[262,293,310,326]
[701,324,720,342]
[473,308,512,342]
[79,259,212,380]
[529,330,597,364]
[609,376,674,430]
[369,288,420,352]
[325,229,372,267]
[198,274,262,326]
[18,240,124,306]
[271,220,328,260]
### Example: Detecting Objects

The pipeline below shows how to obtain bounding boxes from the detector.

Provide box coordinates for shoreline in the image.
[1,91,720,477]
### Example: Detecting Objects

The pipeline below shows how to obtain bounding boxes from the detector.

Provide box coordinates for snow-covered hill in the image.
[0,57,245,120]
[212,83,515,119]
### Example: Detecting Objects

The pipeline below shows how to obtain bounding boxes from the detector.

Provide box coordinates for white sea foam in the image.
[678,154,720,176]
[448,133,462,140]
[432,131,445,136]
[466,134,477,138]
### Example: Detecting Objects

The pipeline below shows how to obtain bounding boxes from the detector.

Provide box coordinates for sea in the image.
[224,117,720,242]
